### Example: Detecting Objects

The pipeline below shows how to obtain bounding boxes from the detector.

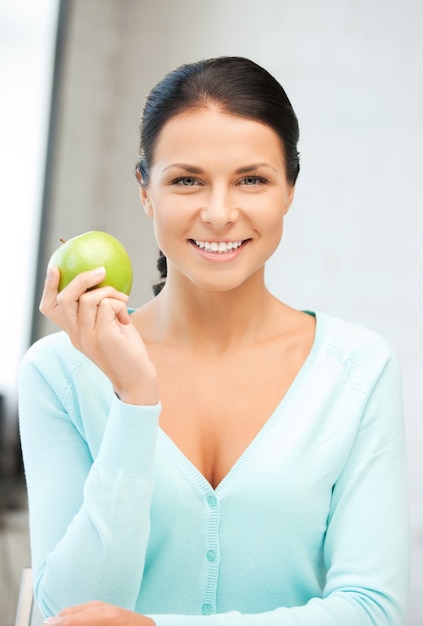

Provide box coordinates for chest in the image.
[149,340,310,489]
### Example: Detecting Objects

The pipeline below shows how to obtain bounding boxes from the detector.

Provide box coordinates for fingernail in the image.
[47,265,55,279]
[92,266,106,277]
[44,618,62,625]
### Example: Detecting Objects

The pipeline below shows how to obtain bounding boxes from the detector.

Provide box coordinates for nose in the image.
[200,187,238,228]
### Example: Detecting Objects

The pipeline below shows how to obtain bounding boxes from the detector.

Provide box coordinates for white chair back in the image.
[15,569,44,626]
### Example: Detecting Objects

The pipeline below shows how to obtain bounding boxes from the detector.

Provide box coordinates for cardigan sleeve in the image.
[147,346,410,626]
[18,338,161,618]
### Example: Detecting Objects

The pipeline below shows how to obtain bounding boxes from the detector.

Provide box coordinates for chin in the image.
[190,271,260,294]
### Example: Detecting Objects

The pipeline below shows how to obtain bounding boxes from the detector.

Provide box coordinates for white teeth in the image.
[194,240,243,253]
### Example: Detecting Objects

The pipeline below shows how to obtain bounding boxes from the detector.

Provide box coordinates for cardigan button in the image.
[202,603,213,615]
[207,495,217,507]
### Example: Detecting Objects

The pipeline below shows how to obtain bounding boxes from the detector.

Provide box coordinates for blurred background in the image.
[0,0,421,623]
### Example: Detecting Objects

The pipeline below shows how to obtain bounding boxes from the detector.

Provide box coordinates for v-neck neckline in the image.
[158,310,325,497]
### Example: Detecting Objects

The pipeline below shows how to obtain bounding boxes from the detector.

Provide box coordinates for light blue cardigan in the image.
[18,312,409,625]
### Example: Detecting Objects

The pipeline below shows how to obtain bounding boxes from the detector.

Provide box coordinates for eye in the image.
[239,175,267,186]
[172,176,200,186]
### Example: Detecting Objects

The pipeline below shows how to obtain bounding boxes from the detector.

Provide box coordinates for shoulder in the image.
[314,311,401,399]
[317,312,395,358]
[21,331,88,374]
[19,331,106,399]
[19,331,114,424]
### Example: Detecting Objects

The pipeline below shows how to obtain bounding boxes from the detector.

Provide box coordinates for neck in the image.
[151,270,278,353]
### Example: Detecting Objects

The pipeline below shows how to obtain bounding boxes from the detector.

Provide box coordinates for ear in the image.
[137,165,154,218]
[140,185,154,218]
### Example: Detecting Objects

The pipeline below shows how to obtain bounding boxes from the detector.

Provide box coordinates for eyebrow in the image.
[162,164,204,174]
[162,162,277,174]
[235,163,277,174]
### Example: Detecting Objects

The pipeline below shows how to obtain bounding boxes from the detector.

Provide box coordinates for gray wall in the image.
[33,0,422,622]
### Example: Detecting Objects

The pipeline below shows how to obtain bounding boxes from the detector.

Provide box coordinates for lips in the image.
[192,240,244,254]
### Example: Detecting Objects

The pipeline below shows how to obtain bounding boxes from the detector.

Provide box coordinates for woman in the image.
[19,57,409,625]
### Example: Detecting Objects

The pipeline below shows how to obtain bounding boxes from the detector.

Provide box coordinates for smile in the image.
[193,240,244,254]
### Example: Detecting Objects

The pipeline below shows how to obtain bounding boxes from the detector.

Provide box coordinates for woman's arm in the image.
[19,266,161,616]
[19,347,161,616]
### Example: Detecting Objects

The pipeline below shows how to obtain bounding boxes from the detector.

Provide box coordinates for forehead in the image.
[152,106,285,165]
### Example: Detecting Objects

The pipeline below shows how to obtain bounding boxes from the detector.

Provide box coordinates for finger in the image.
[39,265,61,319]
[77,291,130,334]
[97,297,131,325]
[87,298,131,339]
[39,266,107,329]
[49,601,137,625]
[57,272,128,334]
[45,604,154,626]
[58,271,129,312]
[59,601,105,616]
[58,267,107,301]
[44,602,108,625]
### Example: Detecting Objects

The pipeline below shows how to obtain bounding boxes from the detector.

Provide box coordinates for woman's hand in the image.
[39,265,158,405]
[44,601,156,625]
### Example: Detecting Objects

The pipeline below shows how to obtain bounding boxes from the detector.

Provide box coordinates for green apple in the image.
[49,231,133,295]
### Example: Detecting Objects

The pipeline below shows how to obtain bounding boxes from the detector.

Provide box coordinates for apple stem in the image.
[59,237,66,243]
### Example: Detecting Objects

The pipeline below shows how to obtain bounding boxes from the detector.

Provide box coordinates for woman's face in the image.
[140,106,295,293]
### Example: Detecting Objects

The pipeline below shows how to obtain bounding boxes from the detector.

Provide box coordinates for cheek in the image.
[151,192,196,233]
[150,203,184,254]
[255,201,285,234]
[268,221,284,252]
[257,205,286,252]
